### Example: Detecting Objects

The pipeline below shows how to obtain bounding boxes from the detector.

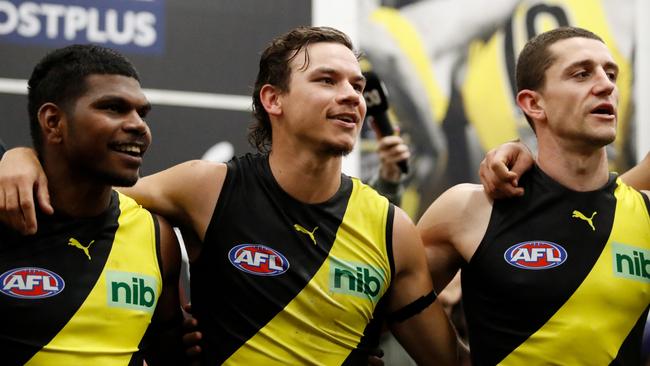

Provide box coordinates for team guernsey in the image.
[0,191,163,366]
[462,166,650,365]
[192,153,395,365]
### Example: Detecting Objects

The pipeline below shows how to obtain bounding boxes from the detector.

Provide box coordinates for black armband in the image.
[386,290,437,323]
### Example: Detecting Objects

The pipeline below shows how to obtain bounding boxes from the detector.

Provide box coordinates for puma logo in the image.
[294,224,318,245]
[68,238,95,260]
[572,210,597,231]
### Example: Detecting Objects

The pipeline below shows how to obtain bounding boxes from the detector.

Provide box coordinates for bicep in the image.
[417,191,465,293]
[387,208,435,312]
[387,208,458,365]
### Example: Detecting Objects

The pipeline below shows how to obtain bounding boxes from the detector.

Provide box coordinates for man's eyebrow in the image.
[93,95,152,113]
[311,67,365,83]
[565,59,619,74]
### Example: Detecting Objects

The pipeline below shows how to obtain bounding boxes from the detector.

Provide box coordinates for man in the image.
[0,27,458,365]
[417,27,650,365]
[0,45,184,365]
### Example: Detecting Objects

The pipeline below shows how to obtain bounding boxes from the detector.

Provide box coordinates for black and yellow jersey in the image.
[0,191,162,366]
[462,166,650,365]
[192,153,395,365]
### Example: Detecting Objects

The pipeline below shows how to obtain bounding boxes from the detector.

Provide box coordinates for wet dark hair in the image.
[249,26,356,153]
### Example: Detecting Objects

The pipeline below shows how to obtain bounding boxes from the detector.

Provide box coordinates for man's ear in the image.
[259,84,282,117]
[38,103,65,144]
[516,89,545,123]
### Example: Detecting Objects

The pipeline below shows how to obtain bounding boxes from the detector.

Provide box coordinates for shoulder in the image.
[417,183,492,250]
[421,183,490,222]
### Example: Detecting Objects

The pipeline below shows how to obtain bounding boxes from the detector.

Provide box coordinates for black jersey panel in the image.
[193,153,352,364]
[0,191,120,365]
[462,166,617,365]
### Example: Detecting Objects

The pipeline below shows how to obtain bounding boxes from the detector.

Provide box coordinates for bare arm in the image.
[418,183,492,291]
[387,207,458,366]
[0,147,52,234]
[0,148,225,243]
[621,152,650,191]
[118,160,226,243]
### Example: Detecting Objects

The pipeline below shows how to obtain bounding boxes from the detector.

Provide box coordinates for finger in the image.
[376,136,402,152]
[489,159,518,183]
[509,151,535,180]
[182,331,202,345]
[35,174,53,215]
[5,185,29,235]
[18,179,38,235]
[185,345,202,357]
[183,303,193,314]
[367,356,385,366]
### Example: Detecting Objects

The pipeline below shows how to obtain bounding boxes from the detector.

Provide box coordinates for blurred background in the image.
[2,1,649,364]
[1,0,648,220]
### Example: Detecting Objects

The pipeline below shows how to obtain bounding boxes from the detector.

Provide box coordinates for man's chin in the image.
[322,143,354,157]
[103,173,139,188]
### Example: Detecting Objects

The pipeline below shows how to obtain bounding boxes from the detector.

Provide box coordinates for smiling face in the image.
[535,37,619,149]
[62,74,151,187]
[275,42,367,156]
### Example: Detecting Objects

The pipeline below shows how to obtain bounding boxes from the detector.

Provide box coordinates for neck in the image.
[43,156,113,217]
[268,148,343,204]
[536,142,610,192]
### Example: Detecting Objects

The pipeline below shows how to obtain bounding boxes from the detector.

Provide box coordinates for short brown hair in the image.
[249,26,356,153]
[516,26,604,129]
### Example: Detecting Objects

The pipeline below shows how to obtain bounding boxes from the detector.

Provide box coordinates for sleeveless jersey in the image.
[0,191,163,366]
[462,166,650,365]
[192,153,395,365]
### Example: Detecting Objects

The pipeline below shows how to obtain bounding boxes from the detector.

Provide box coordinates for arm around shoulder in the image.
[119,160,227,240]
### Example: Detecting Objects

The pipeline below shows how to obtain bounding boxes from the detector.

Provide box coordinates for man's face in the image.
[277,42,367,156]
[537,37,619,149]
[63,74,151,187]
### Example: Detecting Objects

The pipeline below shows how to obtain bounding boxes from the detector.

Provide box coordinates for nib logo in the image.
[106,271,159,312]
[329,258,386,301]
[612,243,650,283]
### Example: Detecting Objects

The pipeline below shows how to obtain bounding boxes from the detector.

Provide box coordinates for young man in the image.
[0,27,458,365]
[0,45,184,365]
[417,27,650,365]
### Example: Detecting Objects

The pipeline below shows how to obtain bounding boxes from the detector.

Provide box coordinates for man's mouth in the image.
[590,103,615,117]
[328,113,358,124]
[111,143,146,157]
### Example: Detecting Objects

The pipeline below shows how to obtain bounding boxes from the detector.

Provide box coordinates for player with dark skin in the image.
[0,44,184,365]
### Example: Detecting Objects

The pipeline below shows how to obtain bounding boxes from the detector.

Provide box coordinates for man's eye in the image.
[607,72,617,82]
[574,71,590,79]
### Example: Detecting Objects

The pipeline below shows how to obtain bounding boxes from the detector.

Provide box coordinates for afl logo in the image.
[229,244,290,276]
[504,241,568,270]
[0,267,65,299]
